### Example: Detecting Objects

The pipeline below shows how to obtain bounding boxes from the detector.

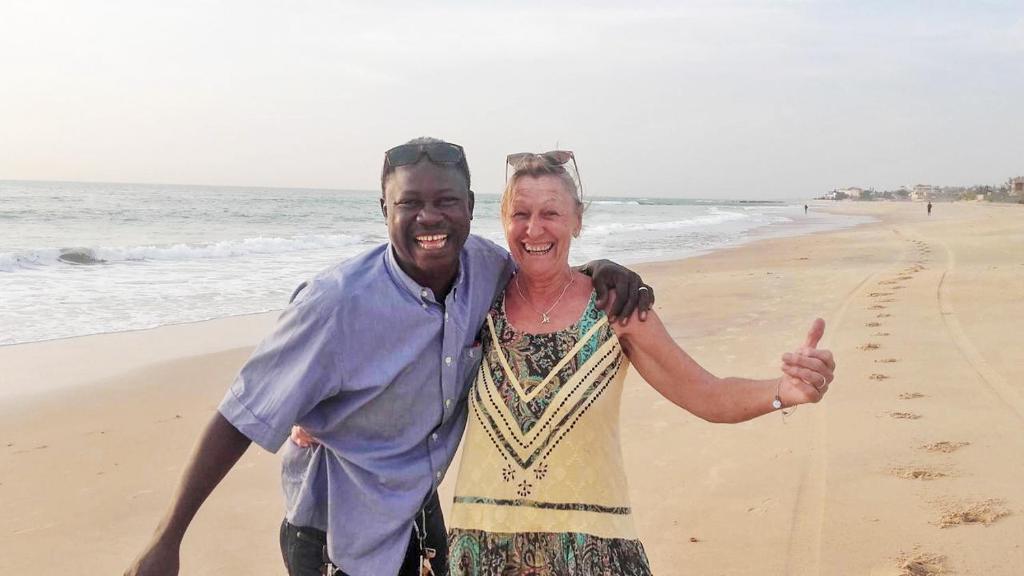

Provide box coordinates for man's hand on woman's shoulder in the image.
[581,259,655,324]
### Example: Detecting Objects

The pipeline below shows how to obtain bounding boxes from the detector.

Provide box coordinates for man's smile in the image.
[416,233,449,250]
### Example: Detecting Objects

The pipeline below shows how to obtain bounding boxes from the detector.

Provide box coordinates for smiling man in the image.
[125,138,652,576]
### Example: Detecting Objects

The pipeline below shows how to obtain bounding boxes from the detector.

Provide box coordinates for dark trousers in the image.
[280,493,448,576]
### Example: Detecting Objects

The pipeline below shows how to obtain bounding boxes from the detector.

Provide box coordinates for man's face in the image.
[381,161,474,288]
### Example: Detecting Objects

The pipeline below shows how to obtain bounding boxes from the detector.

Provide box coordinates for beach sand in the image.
[1,201,1022,575]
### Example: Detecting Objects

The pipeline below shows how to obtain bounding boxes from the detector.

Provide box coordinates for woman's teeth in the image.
[524,242,553,255]
[416,234,448,250]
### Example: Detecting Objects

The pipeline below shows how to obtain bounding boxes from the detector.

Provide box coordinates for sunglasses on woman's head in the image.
[506,150,575,168]
[505,150,583,198]
[385,142,465,167]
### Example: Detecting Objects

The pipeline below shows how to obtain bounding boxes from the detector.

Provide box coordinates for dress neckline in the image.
[499,289,598,337]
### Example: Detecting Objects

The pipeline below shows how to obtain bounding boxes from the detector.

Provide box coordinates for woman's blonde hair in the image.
[500,157,584,224]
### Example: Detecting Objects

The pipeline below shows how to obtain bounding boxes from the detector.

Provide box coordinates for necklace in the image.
[514,271,576,324]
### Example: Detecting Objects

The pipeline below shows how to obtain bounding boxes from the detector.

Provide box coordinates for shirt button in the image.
[431,432,439,441]
[445,356,452,366]
[421,303,427,309]
[435,471,442,480]
[421,288,429,298]
[444,312,449,321]
[445,398,452,409]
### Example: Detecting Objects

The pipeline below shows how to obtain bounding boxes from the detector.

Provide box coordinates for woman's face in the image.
[503,174,582,276]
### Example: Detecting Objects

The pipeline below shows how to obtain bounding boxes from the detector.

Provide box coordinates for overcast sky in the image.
[1,1,1021,199]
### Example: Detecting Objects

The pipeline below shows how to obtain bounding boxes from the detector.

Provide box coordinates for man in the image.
[125,138,652,576]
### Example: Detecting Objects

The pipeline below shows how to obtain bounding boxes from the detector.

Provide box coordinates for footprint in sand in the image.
[888,411,921,419]
[745,498,774,514]
[869,305,887,310]
[895,552,946,576]
[874,332,891,337]
[890,466,948,480]
[921,441,969,453]
[877,313,892,318]
[157,414,184,424]
[859,343,881,351]
[891,286,905,290]
[876,357,900,363]
[880,298,896,303]
[869,292,894,297]
[869,373,890,380]
[865,322,882,327]
[937,499,1009,528]
[897,276,913,281]
[899,392,925,400]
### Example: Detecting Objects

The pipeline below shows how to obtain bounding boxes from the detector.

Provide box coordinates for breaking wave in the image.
[0,234,366,272]
[584,209,750,236]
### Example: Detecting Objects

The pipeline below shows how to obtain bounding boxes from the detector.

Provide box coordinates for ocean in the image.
[0,180,871,346]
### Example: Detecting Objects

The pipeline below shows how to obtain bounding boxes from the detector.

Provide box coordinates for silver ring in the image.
[815,375,827,390]
[638,286,650,293]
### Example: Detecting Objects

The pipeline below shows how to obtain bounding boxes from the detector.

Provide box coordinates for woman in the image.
[445,153,835,575]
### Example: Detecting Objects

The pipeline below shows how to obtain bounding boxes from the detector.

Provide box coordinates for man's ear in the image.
[468,189,475,220]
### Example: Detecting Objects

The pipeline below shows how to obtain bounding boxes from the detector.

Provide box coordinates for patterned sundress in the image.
[447,291,653,575]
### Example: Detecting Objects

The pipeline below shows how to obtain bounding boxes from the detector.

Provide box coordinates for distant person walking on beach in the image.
[123,138,649,576]
[804,204,809,214]
[927,201,933,215]
[444,152,837,575]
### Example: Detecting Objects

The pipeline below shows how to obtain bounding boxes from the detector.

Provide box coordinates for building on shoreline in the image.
[912,184,934,201]
[1009,176,1024,199]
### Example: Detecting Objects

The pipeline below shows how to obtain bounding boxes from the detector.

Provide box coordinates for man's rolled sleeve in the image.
[217,277,343,453]
[219,385,291,452]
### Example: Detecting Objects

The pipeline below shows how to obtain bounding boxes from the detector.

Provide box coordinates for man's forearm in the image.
[151,413,252,544]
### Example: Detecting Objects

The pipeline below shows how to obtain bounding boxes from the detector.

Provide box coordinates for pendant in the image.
[541,313,551,324]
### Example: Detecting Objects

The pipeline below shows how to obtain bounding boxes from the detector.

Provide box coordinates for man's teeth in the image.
[524,243,553,254]
[416,234,448,249]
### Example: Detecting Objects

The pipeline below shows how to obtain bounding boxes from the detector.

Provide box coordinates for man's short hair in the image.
[380,136,472,195]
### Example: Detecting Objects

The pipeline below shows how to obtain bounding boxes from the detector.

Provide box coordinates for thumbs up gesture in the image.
[779,318,836,406]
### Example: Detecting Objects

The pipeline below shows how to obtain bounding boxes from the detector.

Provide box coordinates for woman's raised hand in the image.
[779,318,835,406]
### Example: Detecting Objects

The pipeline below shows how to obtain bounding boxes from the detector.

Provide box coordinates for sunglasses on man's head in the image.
[385,142,465,167]
[505,150,583,198]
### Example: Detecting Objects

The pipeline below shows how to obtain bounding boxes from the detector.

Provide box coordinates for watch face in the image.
[772,398,782,410]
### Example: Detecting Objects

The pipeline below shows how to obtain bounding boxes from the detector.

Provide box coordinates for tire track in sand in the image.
[934,238,1024,421]
[782,232,913,575]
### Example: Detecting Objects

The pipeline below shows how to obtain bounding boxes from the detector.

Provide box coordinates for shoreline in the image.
[2,202,871,350]
[0,203,876,403]
[2,200,1022,574]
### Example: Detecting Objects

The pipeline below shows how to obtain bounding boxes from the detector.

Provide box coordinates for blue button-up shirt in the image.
[219,235,512,576]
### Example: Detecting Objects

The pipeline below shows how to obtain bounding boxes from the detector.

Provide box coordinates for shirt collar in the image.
[384,242,466,304]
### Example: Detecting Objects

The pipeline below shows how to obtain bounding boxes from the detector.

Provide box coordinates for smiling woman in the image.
[445,153,837,576]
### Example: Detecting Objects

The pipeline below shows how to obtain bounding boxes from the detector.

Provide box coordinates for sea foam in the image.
[0,234,366,272]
